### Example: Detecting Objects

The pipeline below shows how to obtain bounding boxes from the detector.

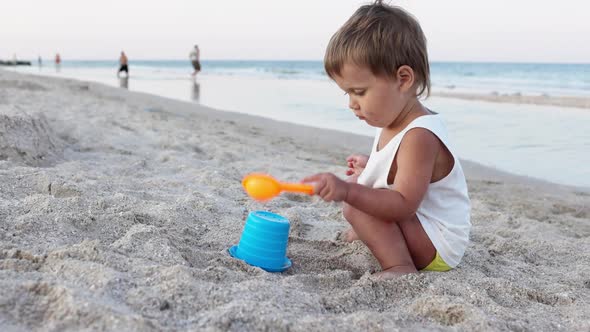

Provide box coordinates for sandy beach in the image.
[1,69,589,331]
[432,91,590,110]
[432,91,590,109]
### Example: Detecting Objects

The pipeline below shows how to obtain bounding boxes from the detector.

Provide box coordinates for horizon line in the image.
[13,58,590,65]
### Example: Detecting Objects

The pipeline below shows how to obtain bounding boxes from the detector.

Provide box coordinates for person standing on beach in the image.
[189,45,201,77]
[55,53,61,72]
[302,0,471,279]
[117,51,129,77]
[38,56,42,68]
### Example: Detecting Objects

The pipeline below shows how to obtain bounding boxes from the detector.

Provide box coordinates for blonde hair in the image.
[324,0,430,97]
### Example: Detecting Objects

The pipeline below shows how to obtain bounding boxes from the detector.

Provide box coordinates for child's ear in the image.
[396,65,415,92]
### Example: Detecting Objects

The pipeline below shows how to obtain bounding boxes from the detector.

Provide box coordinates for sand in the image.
[432,91,590,110]
[1,69,589,331]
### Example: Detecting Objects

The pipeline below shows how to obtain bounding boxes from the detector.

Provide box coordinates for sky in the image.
[1,0,589,63]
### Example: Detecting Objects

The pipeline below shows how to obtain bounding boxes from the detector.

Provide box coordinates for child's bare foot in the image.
[342,228,360,242]
[373,265,417,280]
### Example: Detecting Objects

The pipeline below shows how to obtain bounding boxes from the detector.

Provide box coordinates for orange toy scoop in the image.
[242,173,314,201]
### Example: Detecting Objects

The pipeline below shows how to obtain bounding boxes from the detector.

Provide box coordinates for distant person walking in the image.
[117,51,129,77]
[189,45,201,77]
[38,56,42,67]
[55,53,61,72]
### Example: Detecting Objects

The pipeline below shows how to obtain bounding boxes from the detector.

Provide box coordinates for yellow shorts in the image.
[421,251,452,272]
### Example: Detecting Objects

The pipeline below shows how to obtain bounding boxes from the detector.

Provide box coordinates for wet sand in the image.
[433,91,590,110]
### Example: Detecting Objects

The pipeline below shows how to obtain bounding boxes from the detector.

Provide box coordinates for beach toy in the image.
[242,173,314,201]
[228,210,292,272]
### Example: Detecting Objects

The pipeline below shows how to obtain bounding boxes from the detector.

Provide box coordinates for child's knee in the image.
[342,203,357,222]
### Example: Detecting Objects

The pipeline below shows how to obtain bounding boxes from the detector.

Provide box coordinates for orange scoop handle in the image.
[280,182,314,195]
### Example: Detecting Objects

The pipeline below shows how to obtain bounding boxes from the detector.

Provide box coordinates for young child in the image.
[303,1,471,279]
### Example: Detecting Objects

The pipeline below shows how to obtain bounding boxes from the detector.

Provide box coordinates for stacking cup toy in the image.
[229,210,292,272]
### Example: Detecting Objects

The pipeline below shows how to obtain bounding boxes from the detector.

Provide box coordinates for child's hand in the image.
[346,174,359,183]
[302,173,349,202]
[345,154,369,177]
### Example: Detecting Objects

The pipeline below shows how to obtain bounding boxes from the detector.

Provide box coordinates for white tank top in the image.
[357,114,471,268]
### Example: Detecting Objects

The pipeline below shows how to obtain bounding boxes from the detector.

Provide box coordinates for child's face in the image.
[333,63,408,128]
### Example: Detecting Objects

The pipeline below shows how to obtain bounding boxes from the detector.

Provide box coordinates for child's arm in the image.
[304,129,441,222]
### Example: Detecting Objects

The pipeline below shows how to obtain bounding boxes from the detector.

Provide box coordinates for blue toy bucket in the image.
[229,210,291,272]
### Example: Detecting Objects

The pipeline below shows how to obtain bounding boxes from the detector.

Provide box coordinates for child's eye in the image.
[344,90,366,96]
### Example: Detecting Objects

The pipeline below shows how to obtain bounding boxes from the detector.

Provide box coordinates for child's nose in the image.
[348,97,359,111]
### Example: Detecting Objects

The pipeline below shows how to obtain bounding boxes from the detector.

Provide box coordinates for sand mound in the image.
[0,80,48,92]
[0,111,64,167]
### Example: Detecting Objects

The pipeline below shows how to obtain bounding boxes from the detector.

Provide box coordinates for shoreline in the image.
[5,68,590,191]
[1,69,589,330]
[432,90,590,109]
[9,65,590,110]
